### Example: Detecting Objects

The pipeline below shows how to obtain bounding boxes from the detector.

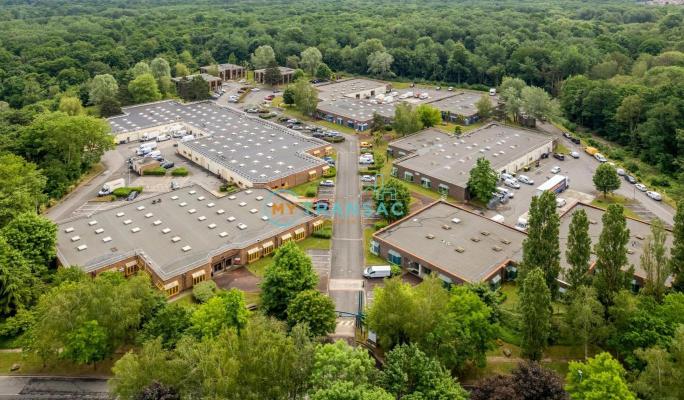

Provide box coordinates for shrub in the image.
[171,167,189,176]
[323,167,336,178]
[192,280,218,303]
[607,148,626,161]
[112,186,143,197]
[650,176,671,187]
[143,167,166,176]
[312,227,332,239]
[384,125,393,131]
[586,138,600,148]
[625,161,639,173]
[390,264,402,276]
[374,220,388,230]
[305,187,318,198]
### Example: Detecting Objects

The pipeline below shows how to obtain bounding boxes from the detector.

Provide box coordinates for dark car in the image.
[161,161,175,169]
[625,175,637,184]
[563,132,572,139]
[553,153,565,161]
[126,190,139,201]
[540,152,549,159]
[571,137,581,144]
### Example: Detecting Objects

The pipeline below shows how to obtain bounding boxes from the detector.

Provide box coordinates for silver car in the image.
[517,175,534,185]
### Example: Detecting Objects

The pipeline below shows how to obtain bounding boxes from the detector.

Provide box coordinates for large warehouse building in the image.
[108,100,332,189]
[316,78,390,101]
[56,185,324,296]
[389,123,554,200]
[371,201,525,286]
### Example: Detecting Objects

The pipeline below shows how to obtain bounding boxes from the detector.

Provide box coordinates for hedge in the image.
[143,167,167,176]
[112,186,144,197]
[323,167,336,178]
[312,227,332,239]
[172,167,189,176]
[305,187,318,198]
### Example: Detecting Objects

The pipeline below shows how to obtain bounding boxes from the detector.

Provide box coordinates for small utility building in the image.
[171,73,223,93]
[372,201,525,286]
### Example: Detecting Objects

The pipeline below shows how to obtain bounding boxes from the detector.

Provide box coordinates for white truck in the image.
[98,178,125,196]
[515,211,529,232]
[136,141,157,156]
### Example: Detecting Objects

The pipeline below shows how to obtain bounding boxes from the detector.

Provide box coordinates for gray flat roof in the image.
[254,66,295,74]
[394,123,553,188]
[56,185,315,281]
[374,201,525,282]
[559,203,672,282]
[207,63,244,71]
[316,97,396,122]
[316,78,389,100]
[388,128,448,154]
[108,101,327,183]
[427,91,498,117]
[171,73,221,83]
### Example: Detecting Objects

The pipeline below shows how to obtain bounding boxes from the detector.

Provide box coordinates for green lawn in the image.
[247,235,332,277]
[436,120,485,135]
[277,106,357,135]
[364,227,386,266]
[591,194,640,220]
[555,142,570,154]
[290,178,326,197]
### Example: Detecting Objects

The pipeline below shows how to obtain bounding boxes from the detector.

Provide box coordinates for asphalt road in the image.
[328,132,366,315]
[0,376,109,399]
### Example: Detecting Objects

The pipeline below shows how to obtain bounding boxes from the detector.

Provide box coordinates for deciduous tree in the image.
[291,77,318,116]
[641,218,669,302]
[128,73,161,104]
[519,268,551,360]
[286,289,336,337]
[372,178,410,222]
[1,213,56,273]
[0,237,36,316]
[139,302,191,350]
[415,104,441,128]
[521,191,561,294]
[62,320,109,366]
[392,103,422,136]
[251,45,276,69]
[475,95,494,119]
[58,96,83,116]
[593,204,631,307]
[300,47,323,76]
[367,51,394,78]
[565,208,592,288]
[467,157,498,203]
[670,200,684,291]
[261,242,318,319]
[593,163,621,198]
[0,155,45,226]
[565,353,636,400]
[310,340,378,392]
[564,286,604,359]
[263,60,282,86]
[88,74,118,106]
[190,289,249,338]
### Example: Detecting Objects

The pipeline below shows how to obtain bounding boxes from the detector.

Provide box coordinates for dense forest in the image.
[1,0,683,199]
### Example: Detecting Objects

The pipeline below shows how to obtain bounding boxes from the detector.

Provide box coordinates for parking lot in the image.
[483,136,674,226]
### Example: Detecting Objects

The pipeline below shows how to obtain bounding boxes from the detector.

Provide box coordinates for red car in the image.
[264,94,275,101]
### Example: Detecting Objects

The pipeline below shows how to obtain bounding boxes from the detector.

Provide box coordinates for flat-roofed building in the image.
[107,100,331,188]
[372,201,525,286]
[316,98,396,131]
[254,66,296,85]
[56,185,324,296]
[316,78,390,101]
[390,123,554,200]
[201,63,245,81]
[427,91,498,125]
[558,202,673,291]
[171,73,223,92]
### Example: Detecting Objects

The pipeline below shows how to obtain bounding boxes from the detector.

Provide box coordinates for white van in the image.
[489,88,497,96]
[141,133,158,141]
[363,265,392,279]
[156,134,171,142]
[136,142,157,155]
[180,134,195,143]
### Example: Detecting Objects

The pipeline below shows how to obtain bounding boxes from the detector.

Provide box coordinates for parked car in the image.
[264,94,275,101]
[556,198,567,208]
[161,161,175,169]
[594,153,608,163]
[500,172,516,181]
[541,152,549,159]
[360,141,373,148]
[504,178,520,189]
[170,180,180,190]
[625,175,637,184]
[616,168,626,176]
[251,88,260,92]
[447,86,454,91]
[635,183,647,192]
[563,132,572,139]
[646,191,662,201]
[570,151,580,159]
[571,137,581,144]
[551,166,561,174]
[553,153,565,161]
[319,179,335,187]
[363,265,392,279]
[245,108,259,113]
[126,190,139,201]
[156,134,171,142]
[517,175,534,185]
[361,175,376,183]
